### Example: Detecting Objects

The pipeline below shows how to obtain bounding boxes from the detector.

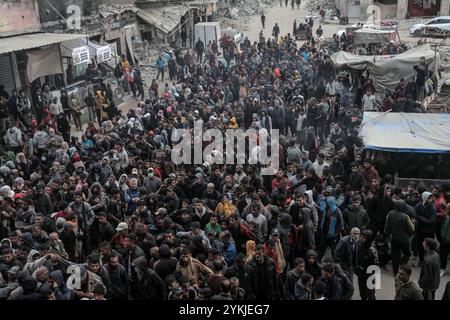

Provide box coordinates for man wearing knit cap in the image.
[415,191,437,263]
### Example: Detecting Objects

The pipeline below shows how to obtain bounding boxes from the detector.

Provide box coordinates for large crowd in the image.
[0,18,450,301]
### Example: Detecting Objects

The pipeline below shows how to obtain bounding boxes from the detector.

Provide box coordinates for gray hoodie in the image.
[33,130,48,150]
[5,127,22,147]
[23,250,48,276]
[305,190,319,231]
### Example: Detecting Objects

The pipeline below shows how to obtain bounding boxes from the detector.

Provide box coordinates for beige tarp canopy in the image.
[331,44,441,91]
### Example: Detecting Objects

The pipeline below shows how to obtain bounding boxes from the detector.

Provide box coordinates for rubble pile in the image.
[98,3,138,18]
[305,0,336,12]
[217,0,272,20]
[426,45,450,111]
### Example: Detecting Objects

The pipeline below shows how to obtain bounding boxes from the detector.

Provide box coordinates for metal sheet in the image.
[137,6,189,34]
[0,33,88,55]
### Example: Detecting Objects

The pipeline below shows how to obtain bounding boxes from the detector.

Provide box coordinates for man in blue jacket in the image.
[155,55,165,81]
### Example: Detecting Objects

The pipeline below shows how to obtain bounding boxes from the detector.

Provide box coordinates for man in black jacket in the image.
[87,253,111,296]
[210,279,233,300]
[33,183,53,216]
[384,200,415,275]
[131,256,166,300]
[318,263,344,300]
[419,238,440,300]
[284,257,305,300]
[415,192,437,263]
[154,244,177,281]
[225,253,257,300]
[195,38,205,64]
[104,252,129,300]
[347,162,364,192]
[248,245,277,300]
[122,233,146,275]
[335,227,360,281]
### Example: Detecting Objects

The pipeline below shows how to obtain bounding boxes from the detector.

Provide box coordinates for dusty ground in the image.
[240,1,437,46]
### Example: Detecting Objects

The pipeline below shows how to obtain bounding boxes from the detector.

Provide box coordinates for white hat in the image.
[116,222,129,232]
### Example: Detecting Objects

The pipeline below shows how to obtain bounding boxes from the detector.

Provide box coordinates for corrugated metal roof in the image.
[0,33,88,55]
[137,6,189,34]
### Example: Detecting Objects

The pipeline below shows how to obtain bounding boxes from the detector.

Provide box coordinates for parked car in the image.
[409,16,450,37]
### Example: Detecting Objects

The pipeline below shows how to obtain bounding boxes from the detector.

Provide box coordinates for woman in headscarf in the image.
[228,116,239,129]
[215,194,238,218]
[118,174,129,194]
[15,152,30,179]
[245,240,256,263]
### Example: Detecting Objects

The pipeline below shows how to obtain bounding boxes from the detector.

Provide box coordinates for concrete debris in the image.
[217,0,272,20]
[99,4,138,18]
[305,0,336,11]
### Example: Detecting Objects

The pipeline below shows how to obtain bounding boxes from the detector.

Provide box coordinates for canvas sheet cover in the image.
[331,44,441,91]
[359,111,450,153]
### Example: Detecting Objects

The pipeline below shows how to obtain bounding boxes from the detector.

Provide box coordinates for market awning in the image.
[136,5,189,34]
[331,44,441,91]
[0,33,88,55]
[359,112,450,153]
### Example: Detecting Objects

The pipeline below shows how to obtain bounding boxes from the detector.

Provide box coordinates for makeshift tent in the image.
[353,28,396,45]
[331,44,441,91]
[359,112,450,153]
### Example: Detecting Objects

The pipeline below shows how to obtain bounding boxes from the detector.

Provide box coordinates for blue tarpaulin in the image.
[359,112,450,153]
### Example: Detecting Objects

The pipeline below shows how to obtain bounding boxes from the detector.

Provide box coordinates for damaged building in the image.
[38,0,219,58]
[335,0,450,19]
[135,0,218,48]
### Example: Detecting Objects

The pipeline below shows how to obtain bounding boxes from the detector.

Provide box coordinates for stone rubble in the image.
[305,0,336,12]
[217,0,273,20]
[98,3,138,17]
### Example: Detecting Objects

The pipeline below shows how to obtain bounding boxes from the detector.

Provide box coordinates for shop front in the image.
[0,32,87,97]
[408,0,441,17]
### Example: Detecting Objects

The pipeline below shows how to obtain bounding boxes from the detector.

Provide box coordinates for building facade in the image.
[336,0,449,19]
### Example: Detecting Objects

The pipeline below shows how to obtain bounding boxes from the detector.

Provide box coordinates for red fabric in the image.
[239,223,257,241]
[435,195,447,221]
[263,243,281,274]
[274,68,281,78]
[111,233,126,249]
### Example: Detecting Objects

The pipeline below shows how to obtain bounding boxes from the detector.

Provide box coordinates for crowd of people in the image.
[0,15,450,301]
